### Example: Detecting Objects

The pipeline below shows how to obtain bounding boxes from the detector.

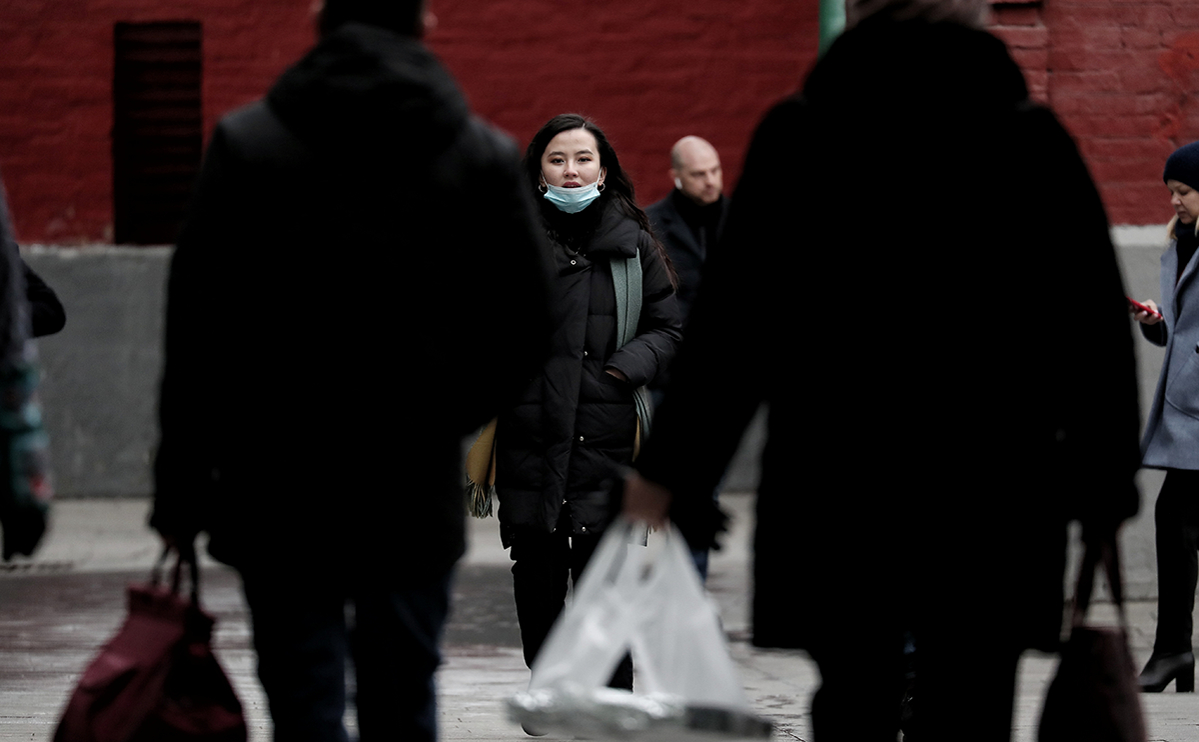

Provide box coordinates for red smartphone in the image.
[1127,296,1162,319]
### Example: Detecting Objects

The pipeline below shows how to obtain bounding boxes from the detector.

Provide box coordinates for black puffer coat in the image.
[496,201,681,545]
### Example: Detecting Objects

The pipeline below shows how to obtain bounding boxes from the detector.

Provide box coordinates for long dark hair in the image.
[524,114,674,284]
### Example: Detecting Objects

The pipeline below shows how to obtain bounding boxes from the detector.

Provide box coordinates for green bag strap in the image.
[612,251,642,348]
[611,252,653,439]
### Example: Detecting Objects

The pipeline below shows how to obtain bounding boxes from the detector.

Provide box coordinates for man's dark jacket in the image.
[636,18,1142,653]
[152,23,552,573]
[646,191,726,394]
[646,191,727,324]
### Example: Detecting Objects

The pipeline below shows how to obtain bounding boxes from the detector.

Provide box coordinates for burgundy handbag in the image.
[1038,535,1147,742]
[53,550,247,742]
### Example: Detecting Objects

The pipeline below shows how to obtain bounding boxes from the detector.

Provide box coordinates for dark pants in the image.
[912,634,1022,742]
[510,528,633,689]
[807,627,1021,742]
[808,635,906,742]
[651,387,716,582]
[240,566,453,742]
[1153,468,1199,654]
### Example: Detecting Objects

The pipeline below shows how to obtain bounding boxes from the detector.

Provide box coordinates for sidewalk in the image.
[1,496,1197,742]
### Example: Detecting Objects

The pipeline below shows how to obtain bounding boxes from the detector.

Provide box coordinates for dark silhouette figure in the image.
[645,135,728,579]
[625,4,1142,741]
[150,1,552,740]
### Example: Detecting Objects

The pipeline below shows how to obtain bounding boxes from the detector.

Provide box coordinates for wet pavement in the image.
[1,497,1198,741]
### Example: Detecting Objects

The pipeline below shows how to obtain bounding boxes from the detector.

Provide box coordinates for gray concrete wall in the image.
[24,246,168,499]
[1113,225,1170,599]
[20,231,1179,597]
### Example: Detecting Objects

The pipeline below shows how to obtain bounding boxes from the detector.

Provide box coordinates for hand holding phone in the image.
[1128,296,1163,321]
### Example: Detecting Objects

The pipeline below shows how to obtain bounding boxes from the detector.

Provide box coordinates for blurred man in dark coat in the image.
[625,0,1142,739]
[645,135,729,578]
[151,1,552,739]
[646,136,728,329]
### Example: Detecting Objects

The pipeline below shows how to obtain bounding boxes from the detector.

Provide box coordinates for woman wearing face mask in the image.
[494,113,681,701]
[1133,140,1199,693]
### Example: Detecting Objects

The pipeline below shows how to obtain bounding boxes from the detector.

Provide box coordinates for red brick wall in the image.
[6,1,1199,241]
[993,0,1199,226]
[429,0,817,209]
[0,0,313,244]
[0,1,816,244]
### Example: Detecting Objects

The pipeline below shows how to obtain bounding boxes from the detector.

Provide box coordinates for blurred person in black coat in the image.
[645,135,728,579]
[150,1,552,740]
[624,0,1142,739]
[645,136,727,332]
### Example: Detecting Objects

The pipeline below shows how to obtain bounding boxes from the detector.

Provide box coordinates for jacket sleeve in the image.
[1140,318,1167,346]
[150,124,241,540]
[633,100,802,548]
[1024,106,1142,527]
[604,231,683,388]
[432,120,553,436]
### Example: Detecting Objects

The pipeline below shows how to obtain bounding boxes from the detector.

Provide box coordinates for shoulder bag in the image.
[54,548,247,742]
[1038,534,1147,742]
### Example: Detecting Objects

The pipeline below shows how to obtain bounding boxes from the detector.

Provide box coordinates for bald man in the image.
[645,137,729,580]
[646,136,728,325]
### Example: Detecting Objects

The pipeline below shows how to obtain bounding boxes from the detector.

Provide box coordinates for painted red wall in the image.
[0,0,313,244]
[0,1,817,244]
[993,0,1199,226]
[428,0,817,210]
[0,0,816,244]
[8,1,1198,242]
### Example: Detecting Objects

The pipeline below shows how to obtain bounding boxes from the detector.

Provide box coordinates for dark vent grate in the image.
[112,21,202,245]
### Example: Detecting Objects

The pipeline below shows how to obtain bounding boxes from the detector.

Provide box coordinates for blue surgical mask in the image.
[543,175,604,214]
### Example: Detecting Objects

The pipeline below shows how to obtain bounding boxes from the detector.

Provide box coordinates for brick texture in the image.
[0,1,817,244]
[1035,0,1199,225]
[0,0,313,243]
[5,1,1197,240]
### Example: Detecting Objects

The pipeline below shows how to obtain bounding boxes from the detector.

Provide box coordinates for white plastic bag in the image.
[507,517,773,740]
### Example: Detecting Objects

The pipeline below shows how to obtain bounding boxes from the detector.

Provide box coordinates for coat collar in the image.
[656,190,726,255]
[1174,243,1199,305]
[581,201,640,259]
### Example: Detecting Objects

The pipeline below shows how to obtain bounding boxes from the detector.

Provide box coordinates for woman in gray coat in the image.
[1133,140,1199,692]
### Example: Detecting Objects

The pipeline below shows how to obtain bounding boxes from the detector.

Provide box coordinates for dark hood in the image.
[266,22,470,160]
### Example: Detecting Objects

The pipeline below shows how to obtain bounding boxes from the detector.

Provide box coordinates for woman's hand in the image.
[622,471,672,529]
[1132,298,1163,325]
